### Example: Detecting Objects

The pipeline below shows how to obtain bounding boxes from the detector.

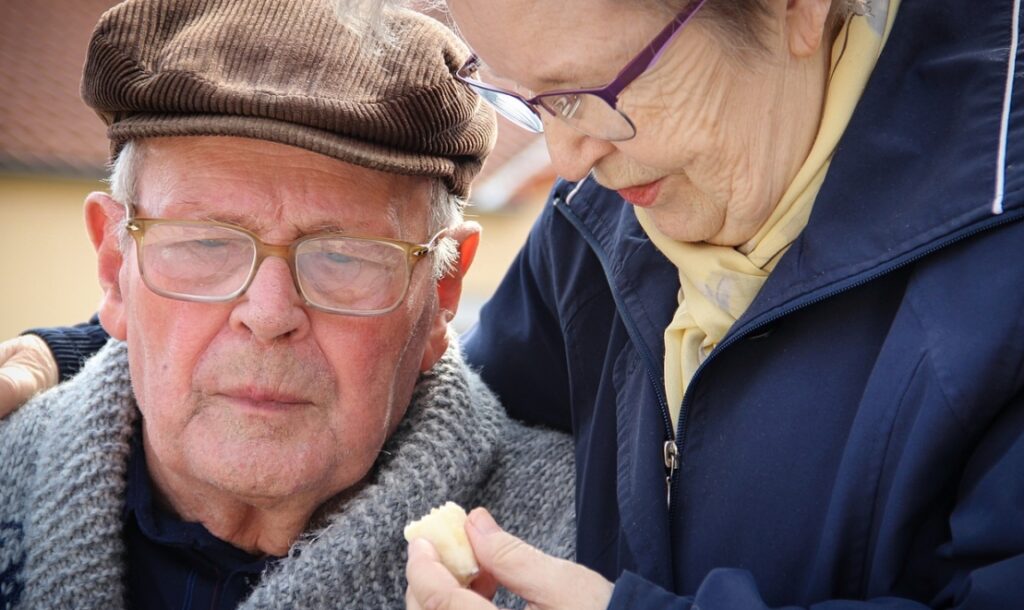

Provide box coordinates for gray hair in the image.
[108,140,464,280]
[336,0,444,48]
[640,0,869,57]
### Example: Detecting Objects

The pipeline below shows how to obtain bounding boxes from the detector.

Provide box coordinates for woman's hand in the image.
[406,508,613,610]
[0,334,58,417]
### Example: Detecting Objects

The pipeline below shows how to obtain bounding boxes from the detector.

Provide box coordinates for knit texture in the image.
[0,341,574,609]
[81,0,496,198]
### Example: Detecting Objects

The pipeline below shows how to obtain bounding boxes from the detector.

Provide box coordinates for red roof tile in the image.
[0,0,117,175]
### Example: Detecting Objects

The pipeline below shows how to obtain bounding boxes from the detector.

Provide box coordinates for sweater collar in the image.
[23,341,137,608]
[23,339,502,609]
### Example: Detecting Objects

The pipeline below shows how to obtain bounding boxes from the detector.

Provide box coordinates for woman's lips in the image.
[616,178,664,208]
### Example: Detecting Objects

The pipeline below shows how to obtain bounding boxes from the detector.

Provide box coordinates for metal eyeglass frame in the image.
[455,0,708,141]
[123,203,445,316]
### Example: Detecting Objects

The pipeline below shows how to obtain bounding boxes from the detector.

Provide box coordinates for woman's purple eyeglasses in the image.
[455,0,708,142]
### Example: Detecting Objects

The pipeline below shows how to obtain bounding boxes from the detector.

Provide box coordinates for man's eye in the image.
[193,238,231,249]
[324,251,357,265]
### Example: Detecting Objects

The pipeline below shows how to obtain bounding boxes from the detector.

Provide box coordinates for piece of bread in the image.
[404,501,480,585]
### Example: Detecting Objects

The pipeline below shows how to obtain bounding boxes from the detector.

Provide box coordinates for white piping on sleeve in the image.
[993,0,1021,215]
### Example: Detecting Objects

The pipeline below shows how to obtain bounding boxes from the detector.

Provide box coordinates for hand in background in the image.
[406,508,613,610]
[0,334,59,417]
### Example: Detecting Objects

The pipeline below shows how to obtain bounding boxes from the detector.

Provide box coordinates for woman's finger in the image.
[406,538,498,610]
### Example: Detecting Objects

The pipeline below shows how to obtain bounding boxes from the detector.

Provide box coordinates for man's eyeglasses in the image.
[124,204,444,316]
[455,0,707,142]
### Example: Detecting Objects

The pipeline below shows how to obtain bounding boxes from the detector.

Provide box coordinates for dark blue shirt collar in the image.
[123,433,278,610]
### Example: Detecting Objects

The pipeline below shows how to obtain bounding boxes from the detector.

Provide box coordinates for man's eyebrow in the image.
[157,199,203,211]
[161,203,251,227]
[160,202,349,233]
[305,222,348,234]
[158,199,216,215]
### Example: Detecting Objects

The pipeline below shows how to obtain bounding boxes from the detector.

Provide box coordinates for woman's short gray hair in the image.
[108,140,464,280]
[338,0,865,56]
[664,0,867,54]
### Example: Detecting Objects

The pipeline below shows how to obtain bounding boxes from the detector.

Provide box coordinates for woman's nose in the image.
[540,116,617,182]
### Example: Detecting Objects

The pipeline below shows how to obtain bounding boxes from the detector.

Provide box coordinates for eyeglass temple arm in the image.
[411,229,449,258]
[600,0,708,104]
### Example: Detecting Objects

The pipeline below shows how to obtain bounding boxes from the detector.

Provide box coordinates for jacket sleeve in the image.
[463,198,573,432]
[25,314,110,381]
[608,390,1024,610]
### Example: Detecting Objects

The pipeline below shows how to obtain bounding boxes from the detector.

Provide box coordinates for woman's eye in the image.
[551,95,583,119]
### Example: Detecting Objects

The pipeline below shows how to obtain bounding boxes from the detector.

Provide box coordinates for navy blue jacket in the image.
[464,1,1024,607]
[26,1,1024,608]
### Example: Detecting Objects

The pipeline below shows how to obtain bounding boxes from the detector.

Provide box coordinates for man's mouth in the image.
[616,178,665,208]
[218,387,312,411]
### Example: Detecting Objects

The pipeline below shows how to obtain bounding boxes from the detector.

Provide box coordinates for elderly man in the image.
[0,1,573,609]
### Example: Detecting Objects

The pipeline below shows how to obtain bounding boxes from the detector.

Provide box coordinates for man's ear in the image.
[786,0,833,58]
[419,221,481,372]
[84,192,128,340]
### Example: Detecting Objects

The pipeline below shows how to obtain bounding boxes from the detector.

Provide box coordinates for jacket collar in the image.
[555,0,1024,354]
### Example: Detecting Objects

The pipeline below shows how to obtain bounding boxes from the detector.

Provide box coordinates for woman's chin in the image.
[644,205,715,244]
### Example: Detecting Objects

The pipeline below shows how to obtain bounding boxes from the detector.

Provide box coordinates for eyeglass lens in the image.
[137,222,411,313]
[463,78,636,141]
[470,84,544,132]
[536,93,636,141]
[295,236,408,312]
[141,223,255,298]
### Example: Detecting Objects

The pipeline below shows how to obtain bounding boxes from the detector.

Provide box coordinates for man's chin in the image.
[191,458,349,508]
[181,433,354,504]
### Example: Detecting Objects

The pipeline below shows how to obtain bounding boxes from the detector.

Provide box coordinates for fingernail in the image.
[468,508,500,534]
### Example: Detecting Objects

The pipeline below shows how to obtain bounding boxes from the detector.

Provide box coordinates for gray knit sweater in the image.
[0,340,575,609]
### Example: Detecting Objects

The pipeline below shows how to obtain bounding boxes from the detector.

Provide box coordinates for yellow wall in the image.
[0,172,544,341]
[0,174,106,339]
[453,202,544,332]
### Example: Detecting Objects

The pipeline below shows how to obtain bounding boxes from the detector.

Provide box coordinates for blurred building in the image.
[0,0,554,339]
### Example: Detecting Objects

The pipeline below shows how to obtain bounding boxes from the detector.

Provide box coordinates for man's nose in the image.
[540,116,617,182]
[229,257,310,343]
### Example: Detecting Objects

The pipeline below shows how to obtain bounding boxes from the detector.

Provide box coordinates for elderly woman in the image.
[4,0,1023,608]
[403,0,1024,608]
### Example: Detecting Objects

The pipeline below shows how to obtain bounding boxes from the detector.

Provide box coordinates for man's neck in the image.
[142,445,326,557]
[159,491,312,557]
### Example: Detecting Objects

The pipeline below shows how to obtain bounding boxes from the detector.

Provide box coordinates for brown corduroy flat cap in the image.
[82,0,496,198]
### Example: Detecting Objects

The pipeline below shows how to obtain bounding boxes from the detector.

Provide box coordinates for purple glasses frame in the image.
[456,0,708,141]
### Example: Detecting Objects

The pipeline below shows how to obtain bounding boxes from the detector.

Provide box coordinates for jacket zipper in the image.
[554,193,678,501]
[662,439,679,508]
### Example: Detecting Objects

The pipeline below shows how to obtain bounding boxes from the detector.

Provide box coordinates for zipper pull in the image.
[663,440,679,509]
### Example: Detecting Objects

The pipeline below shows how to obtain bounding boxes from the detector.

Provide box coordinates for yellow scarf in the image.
[638,2,900,427]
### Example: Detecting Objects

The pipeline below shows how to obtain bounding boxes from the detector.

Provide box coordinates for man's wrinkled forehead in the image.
[131,137,432,238]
